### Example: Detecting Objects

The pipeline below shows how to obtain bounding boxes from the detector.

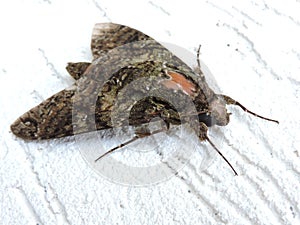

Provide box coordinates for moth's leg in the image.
[134,118,171,137]
[199,122,238,175]
[66,62,91,80]
[219,94,279,123]
[94,127,167,162]
[134,124,151,137]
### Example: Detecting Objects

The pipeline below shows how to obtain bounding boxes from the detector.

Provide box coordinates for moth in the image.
[10,23,278,175]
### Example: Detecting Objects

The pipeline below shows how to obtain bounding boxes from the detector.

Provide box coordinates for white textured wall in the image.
[1,0,299,224]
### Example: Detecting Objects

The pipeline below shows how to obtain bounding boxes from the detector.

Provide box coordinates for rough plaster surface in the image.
[1,0,299,224]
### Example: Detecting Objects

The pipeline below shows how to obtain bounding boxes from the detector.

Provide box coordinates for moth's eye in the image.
[198,113,216,127]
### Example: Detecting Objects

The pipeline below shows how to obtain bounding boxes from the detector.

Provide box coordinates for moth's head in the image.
[198,97,230,127]
[209,97,230,126]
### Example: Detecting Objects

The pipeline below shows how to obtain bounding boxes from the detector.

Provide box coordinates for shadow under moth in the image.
[10,23,279,175]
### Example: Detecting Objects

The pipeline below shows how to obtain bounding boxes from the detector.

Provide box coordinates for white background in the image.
[1,0,300,224]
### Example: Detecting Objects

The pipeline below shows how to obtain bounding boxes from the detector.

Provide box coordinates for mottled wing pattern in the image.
[66,62,91,80]
[91,23,153,58]
[10,89,76,139]
[10,23,154,139]
[66,23,153,80]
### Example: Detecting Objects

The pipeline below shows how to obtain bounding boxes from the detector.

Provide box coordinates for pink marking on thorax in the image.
[160,71,197,96]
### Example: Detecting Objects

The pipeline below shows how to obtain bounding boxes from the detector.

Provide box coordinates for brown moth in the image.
[10,23,278,175]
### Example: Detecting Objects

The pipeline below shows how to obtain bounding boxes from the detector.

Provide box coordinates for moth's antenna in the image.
[195,44,207,82]
[197,45,202,70]
[220,95,279,124]
[205,135,238,176]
